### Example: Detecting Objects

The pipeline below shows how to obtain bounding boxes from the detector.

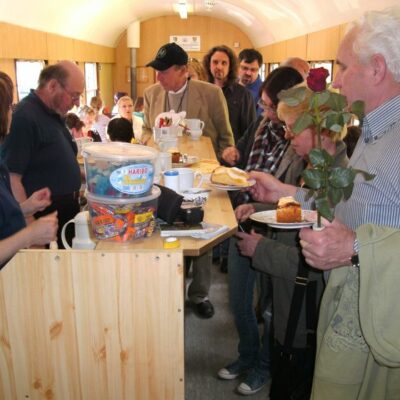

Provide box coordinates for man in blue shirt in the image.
[2,61,83,248]
[238,49,264,116]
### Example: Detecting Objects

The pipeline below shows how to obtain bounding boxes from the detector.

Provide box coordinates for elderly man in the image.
[2,61,83,249]
[144,43,234,319]
[247,7,400,398]
[142,42,234,160]
[203,45,256,143]
[238,49,264,116]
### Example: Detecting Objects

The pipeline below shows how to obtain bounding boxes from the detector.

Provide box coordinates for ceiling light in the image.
[178,1,188,19]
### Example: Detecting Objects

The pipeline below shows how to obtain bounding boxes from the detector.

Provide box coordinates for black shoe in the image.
[220,257,228,273]
[194,300,215,319]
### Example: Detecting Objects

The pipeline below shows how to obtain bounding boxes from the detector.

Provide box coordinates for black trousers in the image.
[35,192,80,249]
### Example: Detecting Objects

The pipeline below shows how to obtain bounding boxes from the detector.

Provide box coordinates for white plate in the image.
[172,155,199,167]
[208,179,256,191]
[250,210,316,229]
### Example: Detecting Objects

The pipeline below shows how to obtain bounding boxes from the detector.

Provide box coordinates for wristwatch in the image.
[351,238,360,268]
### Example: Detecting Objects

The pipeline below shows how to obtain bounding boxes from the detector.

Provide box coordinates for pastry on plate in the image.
[276,196,302,223]
[211,166,251,187]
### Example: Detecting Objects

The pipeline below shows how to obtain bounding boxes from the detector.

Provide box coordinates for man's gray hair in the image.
[352,6,400,82]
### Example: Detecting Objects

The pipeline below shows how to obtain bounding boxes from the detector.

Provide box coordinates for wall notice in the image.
[170,36,201,51]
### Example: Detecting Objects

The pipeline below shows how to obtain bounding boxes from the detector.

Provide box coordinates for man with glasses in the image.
[238,49,264,116]
[2,60,84,248]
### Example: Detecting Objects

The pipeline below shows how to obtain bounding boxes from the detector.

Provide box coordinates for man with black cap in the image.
[142,42,234,159]
[143,43,235,319]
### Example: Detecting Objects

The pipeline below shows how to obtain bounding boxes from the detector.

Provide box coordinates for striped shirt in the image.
[296,94,400,230]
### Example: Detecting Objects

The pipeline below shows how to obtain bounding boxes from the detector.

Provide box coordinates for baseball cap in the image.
[146,43,188,71]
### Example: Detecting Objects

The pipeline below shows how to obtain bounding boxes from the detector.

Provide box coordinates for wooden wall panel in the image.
[117,15,253,97]
[98,63,114,110]
[260,41,286,63]
[47,33,74,61]
[0,250,184,400]
[307,26,340,61]
[1,23,47,60]
[285,36,307,59]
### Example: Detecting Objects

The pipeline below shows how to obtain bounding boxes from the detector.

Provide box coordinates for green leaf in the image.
[327,185,343,206]
[309,148,334,168]
[313,90,331,107]
[351,101,365,121]
[343,182,354,200]
[329,167,356,188]
[292,113,313,134]
[325,92,348,112]
[315,196,334,222]
[278,86,307,106]
[302,169,324,189]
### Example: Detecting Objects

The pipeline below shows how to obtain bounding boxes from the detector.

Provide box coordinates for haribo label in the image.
[109,163,154,195]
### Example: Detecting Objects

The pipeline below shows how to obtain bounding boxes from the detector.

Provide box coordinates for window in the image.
[269,63,280,74]
[85,62,98,103]
[15,60,46,101]
[260,63,266,81]
[309,61,334,83]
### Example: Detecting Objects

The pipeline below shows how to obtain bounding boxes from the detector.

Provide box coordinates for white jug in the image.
[61,211,96,250]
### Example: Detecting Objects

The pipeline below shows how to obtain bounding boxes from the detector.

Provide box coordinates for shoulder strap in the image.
[282,251,319,352]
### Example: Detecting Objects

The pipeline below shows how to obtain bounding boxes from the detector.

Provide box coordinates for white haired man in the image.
[246,7,400,398]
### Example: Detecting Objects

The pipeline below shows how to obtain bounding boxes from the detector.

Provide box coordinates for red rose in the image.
[307,67,330,92]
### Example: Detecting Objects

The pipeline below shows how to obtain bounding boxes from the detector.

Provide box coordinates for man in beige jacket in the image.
[144,43,234,318]
[142,43,234,160]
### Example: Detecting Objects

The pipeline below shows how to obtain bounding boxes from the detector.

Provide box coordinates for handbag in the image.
[269,254,318,400]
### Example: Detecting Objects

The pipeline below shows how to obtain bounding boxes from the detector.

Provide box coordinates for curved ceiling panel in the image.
[0,0,399,48]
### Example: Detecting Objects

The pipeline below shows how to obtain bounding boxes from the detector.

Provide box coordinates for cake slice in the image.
[211,166,250,187]
[276,196,302,223]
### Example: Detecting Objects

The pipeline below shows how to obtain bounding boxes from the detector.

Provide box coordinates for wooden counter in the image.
[0,135,238,400]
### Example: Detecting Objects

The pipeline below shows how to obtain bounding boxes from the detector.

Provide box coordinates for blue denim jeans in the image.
[228,236,271,372]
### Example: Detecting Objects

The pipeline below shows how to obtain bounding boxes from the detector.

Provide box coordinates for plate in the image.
[208,179,256,191]
[250,210,316,229]
[172,155,199,167]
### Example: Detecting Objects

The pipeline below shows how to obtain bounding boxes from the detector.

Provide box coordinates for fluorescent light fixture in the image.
[178,1,188,19]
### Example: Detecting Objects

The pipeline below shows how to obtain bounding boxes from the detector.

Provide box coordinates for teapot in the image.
[61,210,96,250]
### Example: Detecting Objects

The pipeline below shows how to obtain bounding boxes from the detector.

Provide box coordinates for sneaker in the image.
[237,368,269,395]
[218,360,251,380]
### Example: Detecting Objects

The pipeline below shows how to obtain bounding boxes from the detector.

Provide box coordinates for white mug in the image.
[61,211,96,250]
[185,119,205,131]
[163,170,180,192]
[172,168,204,192]
[189,129,203,140]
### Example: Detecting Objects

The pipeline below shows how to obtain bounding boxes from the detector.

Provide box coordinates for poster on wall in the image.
[170,35,201,51]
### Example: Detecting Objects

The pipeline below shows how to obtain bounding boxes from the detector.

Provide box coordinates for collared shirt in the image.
[296,94,400,230]
[245,76,263,116]
[1,90,81,197]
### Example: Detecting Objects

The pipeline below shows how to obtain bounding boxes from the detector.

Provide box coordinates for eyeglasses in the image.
[257,99,277,112]
[58,81,81,102]
[240,65,259,74]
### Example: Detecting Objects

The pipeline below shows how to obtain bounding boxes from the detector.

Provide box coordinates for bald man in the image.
[2,61,84,248]
[281,57,310,79]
